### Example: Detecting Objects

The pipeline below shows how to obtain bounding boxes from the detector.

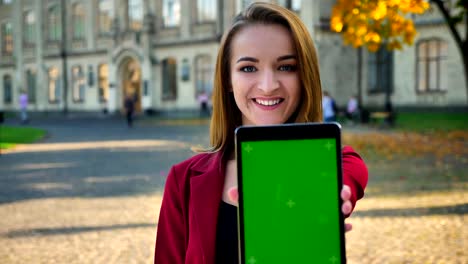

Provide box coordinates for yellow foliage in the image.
[331,0,430,52]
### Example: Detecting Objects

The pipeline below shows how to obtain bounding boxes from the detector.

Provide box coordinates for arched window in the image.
[1,22,13,55]
[98,0,112,33]
[194,55,213,97]
[98,64,109,102]
[72,3,85,39]
[197,0,215,23]
[48,5,61,41]
[416,39,448,93]
[23,10,36,46]
[71,65,86,102]
[162,58,177,100]
[3,74,12,104]
[367,48,393,93]
[163,0,180,27]
[48,67,61,103]
[25,69,36,103]
[128,0,143,30]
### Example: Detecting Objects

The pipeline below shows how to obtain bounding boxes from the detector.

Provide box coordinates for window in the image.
[25,69,36,103]
[48,5,61,41]
[291,0,301,12]
[1,0,12,4]
[197,0,216,22]
[98,0,112,33]
[3,74,12,104]
[71,66,85,102]
[367,48,393,93]
[162,58,177,100]
[163,0,180,27]
[416,39,448,93]
[1,22,13,55]
[48,67,61,103]
[128,0,143,30]
[24,11,36,46]
[195,55,213,97]
[240,0,253,10]
[98,64,109,102]
[72,3,85,39]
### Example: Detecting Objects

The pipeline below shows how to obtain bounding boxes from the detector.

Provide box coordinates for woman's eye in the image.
[279,65,297,71]
[240,66,257,72]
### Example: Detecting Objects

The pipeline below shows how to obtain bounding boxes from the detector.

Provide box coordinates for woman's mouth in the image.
[253,98,284,109]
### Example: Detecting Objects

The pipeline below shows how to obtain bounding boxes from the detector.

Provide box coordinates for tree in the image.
[431,0,468,103]
[331,0,468,103]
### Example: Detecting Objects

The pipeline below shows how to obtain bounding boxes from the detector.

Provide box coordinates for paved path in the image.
[0,116,466,263]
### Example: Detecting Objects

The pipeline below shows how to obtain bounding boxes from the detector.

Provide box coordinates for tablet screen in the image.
[237,124,344,263]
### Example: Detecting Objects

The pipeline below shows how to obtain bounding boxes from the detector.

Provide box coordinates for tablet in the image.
[235,122,346,264]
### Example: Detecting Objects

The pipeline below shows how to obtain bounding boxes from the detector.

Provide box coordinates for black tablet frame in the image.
[235,122,346,264]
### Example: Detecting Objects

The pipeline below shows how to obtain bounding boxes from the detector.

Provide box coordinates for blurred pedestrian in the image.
[346,95,359,123]
[322,90,336,122]
[19,89,29,124]
[124,94,135,127]
[197,90,210,117]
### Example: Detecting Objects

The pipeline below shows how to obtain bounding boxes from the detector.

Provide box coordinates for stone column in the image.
[180,0,191,39]
[35,0,46,111]
[87,0,95,50]
[13,0,24,109]
[141,3,155,112]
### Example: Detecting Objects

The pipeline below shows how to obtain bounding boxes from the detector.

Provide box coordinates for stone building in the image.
[0,0,465,116]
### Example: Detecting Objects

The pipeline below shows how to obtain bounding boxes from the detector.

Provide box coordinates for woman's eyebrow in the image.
[236,57,258,63]
[277,55,297,61]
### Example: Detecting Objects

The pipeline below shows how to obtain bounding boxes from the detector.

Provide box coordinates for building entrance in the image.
[120,58,142,113]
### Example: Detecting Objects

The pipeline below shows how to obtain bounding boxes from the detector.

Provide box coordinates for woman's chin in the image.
[251,118,286,126]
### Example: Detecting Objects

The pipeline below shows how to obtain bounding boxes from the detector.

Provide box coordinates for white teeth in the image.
[255,99,281,106]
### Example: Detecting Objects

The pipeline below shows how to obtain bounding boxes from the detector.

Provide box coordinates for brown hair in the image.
[207,2,323,155]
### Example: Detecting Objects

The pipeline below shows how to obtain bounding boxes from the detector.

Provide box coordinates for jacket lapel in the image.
[189,152,225,263]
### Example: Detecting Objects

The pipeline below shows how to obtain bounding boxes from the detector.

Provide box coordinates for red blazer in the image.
[154,146,368,264]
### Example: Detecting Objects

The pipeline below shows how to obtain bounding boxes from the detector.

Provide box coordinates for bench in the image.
[369,111,393,126]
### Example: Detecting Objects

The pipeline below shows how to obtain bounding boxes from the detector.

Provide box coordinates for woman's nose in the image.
[257,69,279,93]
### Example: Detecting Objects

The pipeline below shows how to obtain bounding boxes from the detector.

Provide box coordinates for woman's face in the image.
[230,24,301,126]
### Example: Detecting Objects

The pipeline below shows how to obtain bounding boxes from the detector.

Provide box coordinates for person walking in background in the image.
[322,90,336,122]
[19,89,29,124]
[124,94,135,127]
[346,95,359,123]
[197,90,210,117]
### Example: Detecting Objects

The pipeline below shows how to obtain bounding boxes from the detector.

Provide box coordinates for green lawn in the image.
[395,112,468,132]
[0,125,46,149]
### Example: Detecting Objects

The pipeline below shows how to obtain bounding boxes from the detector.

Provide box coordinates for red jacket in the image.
[154,146,368,264]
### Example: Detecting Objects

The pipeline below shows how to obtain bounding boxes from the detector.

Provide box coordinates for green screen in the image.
[240,138,342,263]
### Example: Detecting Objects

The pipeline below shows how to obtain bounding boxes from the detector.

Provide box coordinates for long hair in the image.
[207,2,323,156]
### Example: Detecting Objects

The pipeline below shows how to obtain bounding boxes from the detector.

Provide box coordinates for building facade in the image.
[0,0,466,116]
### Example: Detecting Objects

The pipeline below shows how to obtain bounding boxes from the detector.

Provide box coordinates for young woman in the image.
[154,3,368,263]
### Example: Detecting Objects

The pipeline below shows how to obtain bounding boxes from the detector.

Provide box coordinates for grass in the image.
[0,125,46,149]
[394,112,468,132]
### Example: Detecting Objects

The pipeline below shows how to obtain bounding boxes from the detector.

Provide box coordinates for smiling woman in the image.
[154,3,368,264]
[0,126,45,149]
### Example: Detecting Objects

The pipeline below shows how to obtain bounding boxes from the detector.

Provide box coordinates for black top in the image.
[215,201,239,264]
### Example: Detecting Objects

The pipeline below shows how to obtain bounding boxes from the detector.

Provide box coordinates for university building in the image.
[0,0,466,116]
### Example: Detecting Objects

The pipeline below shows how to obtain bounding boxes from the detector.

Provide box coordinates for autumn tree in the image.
[331,0,468,104]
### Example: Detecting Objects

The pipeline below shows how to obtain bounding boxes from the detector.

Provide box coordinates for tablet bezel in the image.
[235,122,346,264]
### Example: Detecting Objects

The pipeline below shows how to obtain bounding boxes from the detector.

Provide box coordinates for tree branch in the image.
[431,0,464,50]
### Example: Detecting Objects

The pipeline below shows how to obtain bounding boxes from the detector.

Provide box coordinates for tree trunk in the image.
[431,0,468,103]
[463,49,468,103]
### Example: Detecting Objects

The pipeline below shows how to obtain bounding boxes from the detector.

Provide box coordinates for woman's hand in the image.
[228,184,354,232]
[341,185,353,232]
